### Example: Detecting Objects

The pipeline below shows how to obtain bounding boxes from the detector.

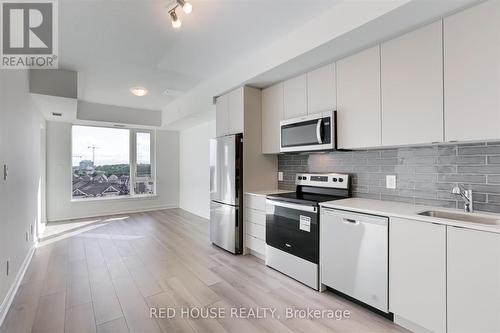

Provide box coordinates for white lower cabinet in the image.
[245,234,266,255]
[390,218,500,333]
[244,193,267,258]
[389,217,446,333]
[447,227,500,333]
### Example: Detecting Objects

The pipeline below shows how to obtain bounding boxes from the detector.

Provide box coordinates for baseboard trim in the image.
[0,245,35,327]
[47,204,178,222]
[178,206,209,219]
[394,314,435,333]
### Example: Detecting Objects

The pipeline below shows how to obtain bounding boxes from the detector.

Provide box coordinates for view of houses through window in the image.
[72,125,154,199]
[134,131,154,195]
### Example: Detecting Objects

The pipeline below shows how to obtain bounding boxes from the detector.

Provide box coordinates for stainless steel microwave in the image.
[280,111,336,153]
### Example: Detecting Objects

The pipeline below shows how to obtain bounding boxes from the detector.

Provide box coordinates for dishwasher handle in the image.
[342,218,359,225]
[322,208,388,226]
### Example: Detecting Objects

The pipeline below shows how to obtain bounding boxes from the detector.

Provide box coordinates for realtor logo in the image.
[1,0,58,68]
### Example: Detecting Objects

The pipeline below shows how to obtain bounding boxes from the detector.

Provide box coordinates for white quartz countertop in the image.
[320,198,500,234]
[245,189,293,196]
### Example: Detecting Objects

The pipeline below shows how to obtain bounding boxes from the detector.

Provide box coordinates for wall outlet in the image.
[386,175,397,189]
[3,164,7,181]
[278,171,283,181]
[6,259,9,276]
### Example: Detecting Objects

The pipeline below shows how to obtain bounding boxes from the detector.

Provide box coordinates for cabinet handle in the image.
[285,243,292,247]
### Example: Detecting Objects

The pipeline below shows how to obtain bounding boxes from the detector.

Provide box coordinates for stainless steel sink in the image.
[418,210,500,225]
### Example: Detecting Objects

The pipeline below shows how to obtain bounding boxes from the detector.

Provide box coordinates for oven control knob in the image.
[338,178,344,183]
[332,178,337,182]
[298,176,302,180]
[302,176,307,180]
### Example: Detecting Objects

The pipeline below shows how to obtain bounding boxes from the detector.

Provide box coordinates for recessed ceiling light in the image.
[169,10,182,28]
[130,87,148,97]
[177,0,192,14]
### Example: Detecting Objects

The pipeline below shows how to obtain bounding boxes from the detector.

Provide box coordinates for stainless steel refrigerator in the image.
[209,133,243,254]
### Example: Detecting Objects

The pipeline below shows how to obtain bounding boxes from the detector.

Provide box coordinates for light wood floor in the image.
[0,209,408,333]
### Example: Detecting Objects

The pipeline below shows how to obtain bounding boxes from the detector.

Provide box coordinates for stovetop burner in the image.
[268,173,351,205]
[266,192,348,205]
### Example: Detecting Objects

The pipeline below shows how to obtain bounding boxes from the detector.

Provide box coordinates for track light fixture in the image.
[177,0,192,14]
[169,9,181,28]
[167,0,192,29]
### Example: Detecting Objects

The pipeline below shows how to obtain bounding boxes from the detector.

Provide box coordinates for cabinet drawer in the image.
[246,222,265,240]
[244,194,266,211]
[245,234,266,254]
[244,208,266,226]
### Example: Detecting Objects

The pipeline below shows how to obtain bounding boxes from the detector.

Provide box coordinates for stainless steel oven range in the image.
[265,173,351,290]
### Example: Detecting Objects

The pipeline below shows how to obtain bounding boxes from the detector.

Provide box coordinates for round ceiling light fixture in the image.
[130,87,148,97]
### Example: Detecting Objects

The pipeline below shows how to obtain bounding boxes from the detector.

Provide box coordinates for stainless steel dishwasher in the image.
[320,208,389,313]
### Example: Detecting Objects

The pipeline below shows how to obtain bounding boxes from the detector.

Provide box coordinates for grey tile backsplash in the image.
[278,142,500,213]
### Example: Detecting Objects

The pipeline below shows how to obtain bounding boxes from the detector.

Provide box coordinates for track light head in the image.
[169,9,181,28]
[177,0,192,14]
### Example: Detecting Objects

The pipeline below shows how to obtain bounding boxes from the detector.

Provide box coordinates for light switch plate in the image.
[278,172,283,181]
[386,175,397,189]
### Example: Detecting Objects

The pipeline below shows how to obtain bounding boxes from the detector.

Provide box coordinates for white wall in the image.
[77,101,162,127]
[179,121,215,218]
[0,70,44,319]
[45,122,179,221]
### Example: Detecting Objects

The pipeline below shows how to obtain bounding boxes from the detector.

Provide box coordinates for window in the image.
[72,125,155,200]
[134,131,154,195]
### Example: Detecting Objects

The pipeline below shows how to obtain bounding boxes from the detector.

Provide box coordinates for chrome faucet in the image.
[452,184,473,213]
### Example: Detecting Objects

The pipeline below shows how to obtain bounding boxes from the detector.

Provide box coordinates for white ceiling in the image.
[59,0,342,112]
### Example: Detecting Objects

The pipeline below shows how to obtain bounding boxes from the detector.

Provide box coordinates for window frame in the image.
[71,125,157,201]
[130,129,156,197]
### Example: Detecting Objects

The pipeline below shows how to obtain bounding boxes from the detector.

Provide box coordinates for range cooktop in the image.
[267,173,351,206]
[266,192,348,205]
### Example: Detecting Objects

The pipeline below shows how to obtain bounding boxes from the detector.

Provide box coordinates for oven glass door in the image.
[266,200,319,263]
[281,117,331,148]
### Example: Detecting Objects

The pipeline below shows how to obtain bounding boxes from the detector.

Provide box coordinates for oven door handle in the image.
[316,118,323,144]
[266,199,317,213]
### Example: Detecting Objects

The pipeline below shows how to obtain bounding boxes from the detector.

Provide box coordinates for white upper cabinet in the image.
[261,83,283,154]
[389,217,446,333]
[216,87,244,137]
[444,0,500,142]
[337,46,381,149]
[307,63,336,114]
[381,21,444,146]
[447,227,500,333]
[228,87,244,134]
[215,94,229,137]
[283,74,307,119]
